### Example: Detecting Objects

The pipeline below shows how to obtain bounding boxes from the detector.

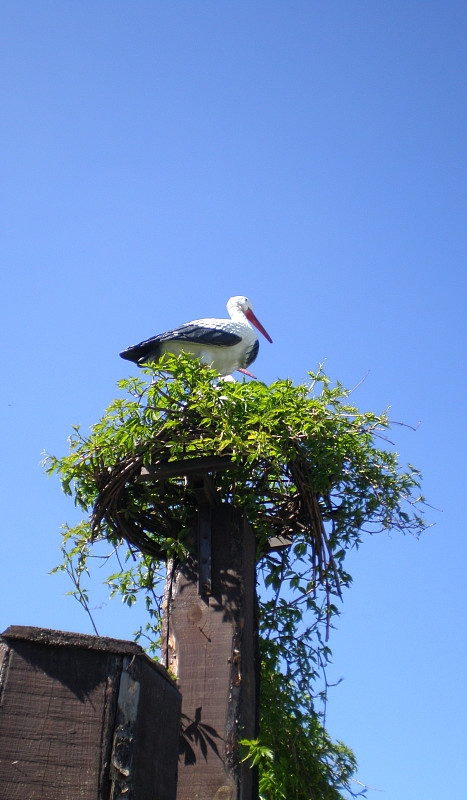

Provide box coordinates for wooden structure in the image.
[0,458,288,799]
[138,458,259,800]
[137,454,295,800]
[0,626,181,800]
[140,456,259,800]
[163,504,258,800]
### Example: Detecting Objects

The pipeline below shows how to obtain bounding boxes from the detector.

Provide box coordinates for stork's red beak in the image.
[245,309,273,343]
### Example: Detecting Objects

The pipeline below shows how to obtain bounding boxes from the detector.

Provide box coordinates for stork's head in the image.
[227,295,252,315]
[227,296,273,343]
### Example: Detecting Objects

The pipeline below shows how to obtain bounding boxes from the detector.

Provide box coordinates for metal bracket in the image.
[191,474,217,597]
[196,500,212,596]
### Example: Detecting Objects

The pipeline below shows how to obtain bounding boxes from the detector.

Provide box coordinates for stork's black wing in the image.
[158,324,242,346]
[120,324,242,364]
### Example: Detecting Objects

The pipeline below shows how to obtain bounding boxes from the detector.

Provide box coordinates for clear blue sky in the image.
[1,2,465,797]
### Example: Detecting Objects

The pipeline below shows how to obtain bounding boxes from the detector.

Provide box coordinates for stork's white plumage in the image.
[119,295,272,377]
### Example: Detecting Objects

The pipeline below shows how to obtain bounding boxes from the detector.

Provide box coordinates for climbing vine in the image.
[45,354,426,798]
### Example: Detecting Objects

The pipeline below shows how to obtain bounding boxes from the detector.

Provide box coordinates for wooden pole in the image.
[162,502,258,800]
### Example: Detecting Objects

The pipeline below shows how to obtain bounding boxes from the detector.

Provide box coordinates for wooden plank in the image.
[267,534,293,550]
[131,657,182,799]
[0,639,120,799]
[163,504,257,800]
[139,455,234,480]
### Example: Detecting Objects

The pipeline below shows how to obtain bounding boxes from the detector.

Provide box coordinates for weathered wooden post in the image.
[0,626,181,800]
[139,457,259,800]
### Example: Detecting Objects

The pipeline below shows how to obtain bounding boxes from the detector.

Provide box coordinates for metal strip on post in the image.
[197,501,212,596]
[110,655,141,799]
[191,474,217,597]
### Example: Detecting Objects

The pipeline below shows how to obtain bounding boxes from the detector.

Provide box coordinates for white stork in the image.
[119,295,272,377]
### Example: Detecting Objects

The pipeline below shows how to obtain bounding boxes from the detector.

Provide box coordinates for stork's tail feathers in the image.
[119,339,161,365]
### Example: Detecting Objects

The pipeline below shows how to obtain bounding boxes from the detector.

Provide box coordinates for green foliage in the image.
[241,640,358,800]
[45,355,426,799]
